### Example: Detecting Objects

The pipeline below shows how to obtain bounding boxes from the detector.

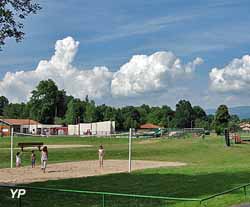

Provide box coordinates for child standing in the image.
[16,152,21,167]
[31,150,36,168]
[98,145,105,168]
[41,146,48,173]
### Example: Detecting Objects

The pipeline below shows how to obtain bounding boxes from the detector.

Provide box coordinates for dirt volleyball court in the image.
[0,160,186,184]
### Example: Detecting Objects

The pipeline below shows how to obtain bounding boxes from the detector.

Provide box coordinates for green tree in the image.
[160,105,174,127]
[229,114,240,123]
[228,114,240,132]
[175,100,194,128]
[29,79,59,124]
[137,104,150,124]
[193,106,207,120]
[228,121,240,132]
[55,90,68,118]
[121,106,140,129]
[84,100,97,123]
[207,114,214,124]
[114,108,125,131]
[3,103,29,118]
[0,96,9,115]
[54,117,66,125]
[145,105,174,127]
[64,98,84,124]
[146,106,162,125]
[103,106,116,121]
[213,105,230,135]
[95,104,106,121]
[0,0,41,49]
[194,119,210,130]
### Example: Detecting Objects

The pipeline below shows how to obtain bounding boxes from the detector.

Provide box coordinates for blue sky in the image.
[1,0,250,109]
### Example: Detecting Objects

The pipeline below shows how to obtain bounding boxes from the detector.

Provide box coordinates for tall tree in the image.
[55,90,68,118]
[84,100,97,123]
[229,114,240,123]
[3,103,29,118]
[0,95,9,115]
[213,105,230,135]
[228,114,240,132]
[137,104,150,124]
[121,106,140,129]
[193,106,207,120]
[64,98,84,124]
[114,108,125,131]
[0,0,41,49]
[147,106,163,125]
[160,105,174,127]
[29,79,59,124]
[175,100,194,128]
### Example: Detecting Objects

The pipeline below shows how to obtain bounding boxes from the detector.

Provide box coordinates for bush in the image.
[215,126,224,135]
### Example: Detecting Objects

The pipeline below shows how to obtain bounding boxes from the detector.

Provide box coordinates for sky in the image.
[1,0,250,109]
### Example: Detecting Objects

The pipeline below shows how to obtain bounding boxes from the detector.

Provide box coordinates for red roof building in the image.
[140,123,161,129]
[0,119,40,136]
[0,119,39,125]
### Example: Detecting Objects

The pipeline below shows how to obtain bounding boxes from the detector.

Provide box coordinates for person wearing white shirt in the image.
[98,145,105,168]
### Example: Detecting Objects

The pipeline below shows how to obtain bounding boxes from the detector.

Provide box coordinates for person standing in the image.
[41,146,48,173]
[98,145,105,168]
[16,152,21,167]
[31,150,36,168]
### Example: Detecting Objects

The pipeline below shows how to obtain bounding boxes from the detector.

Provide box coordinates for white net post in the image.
[129,128,132,173]
[10,127,14,168]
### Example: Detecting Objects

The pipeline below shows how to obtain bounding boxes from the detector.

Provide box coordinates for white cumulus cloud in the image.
[0,37,203,103]
[111,51,203,96]
[0,37,113,102]
[210,55,250,93]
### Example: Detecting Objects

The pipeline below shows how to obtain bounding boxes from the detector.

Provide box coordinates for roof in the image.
[0,119,39,125]
[242,127,250,131]
[240,123,250,128]
[140,123,161,129]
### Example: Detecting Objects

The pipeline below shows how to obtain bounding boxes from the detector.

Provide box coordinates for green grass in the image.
[1,135,250,206]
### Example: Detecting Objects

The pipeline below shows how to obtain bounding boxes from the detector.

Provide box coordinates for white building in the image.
[68,121,115,136]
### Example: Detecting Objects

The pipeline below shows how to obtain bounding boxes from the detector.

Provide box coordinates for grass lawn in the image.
[1,134,250,206]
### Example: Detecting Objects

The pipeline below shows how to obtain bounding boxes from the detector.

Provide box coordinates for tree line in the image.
[0,79,240,133]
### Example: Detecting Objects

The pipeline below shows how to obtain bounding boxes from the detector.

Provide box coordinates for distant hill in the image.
[206,106,250,119]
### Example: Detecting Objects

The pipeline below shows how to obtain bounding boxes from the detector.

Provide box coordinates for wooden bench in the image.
[18,142,44,151]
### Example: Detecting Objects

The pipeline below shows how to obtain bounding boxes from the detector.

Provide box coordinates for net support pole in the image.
[11,127,14,168]
[129,128,132,173]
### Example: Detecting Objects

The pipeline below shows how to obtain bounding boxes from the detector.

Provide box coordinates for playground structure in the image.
[222,128,250,145]
[229,133,250,144]
[135,128,167,138]
[134,128,205,139]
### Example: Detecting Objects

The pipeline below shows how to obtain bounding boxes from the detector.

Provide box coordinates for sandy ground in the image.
[0,160,186,184]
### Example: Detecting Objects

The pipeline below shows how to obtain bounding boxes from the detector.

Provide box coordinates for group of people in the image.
[15,145,105,171]
[16,146,48,173]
